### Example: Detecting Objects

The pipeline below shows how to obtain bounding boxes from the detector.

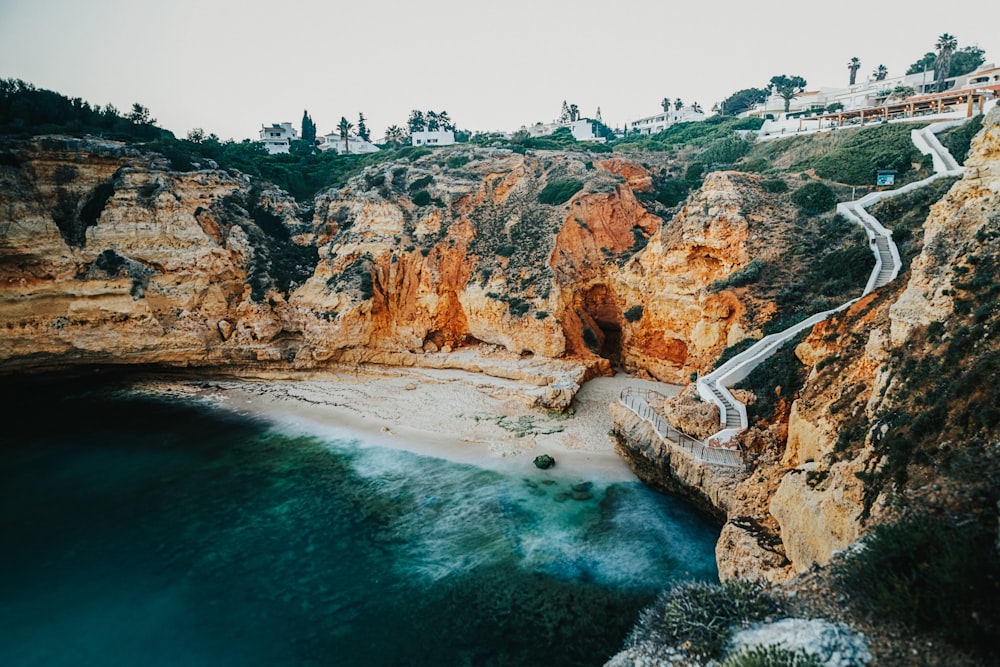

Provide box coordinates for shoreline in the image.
[131,366,682,483]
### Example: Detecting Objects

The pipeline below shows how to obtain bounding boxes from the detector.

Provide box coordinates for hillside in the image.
[2,100,997,665]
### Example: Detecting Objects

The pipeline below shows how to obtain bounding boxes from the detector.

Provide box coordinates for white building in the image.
[259,122,298,154]
[412,129,456,147]
[520,119,606,142]
[318,132,380,155]
[629,106,706,135]
[568,119,605,142]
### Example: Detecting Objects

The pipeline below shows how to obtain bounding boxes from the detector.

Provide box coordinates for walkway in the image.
[618,119,968,467]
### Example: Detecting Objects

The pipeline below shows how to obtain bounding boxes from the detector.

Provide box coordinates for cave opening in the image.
[577,284,626,369]
[596,321,623,367]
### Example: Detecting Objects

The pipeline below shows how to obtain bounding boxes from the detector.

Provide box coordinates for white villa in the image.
[259,122,298,154]
[629,106,706,135]
[752,63,1000,136]
[411,129,456,147]
[520,118,606,142]
[319,132,380,155]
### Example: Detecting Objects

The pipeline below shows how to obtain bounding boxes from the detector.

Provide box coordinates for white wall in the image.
[411,130,456,146]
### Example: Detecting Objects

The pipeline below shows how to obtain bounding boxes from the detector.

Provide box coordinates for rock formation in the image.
[613,107,1000,582]
[1,138,778,395]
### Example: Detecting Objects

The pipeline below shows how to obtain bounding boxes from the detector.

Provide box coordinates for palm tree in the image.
[848,57,861,85]
[691,102,703,114]
[569,104,579,122]
[934,33,958,92]
[338,116,353,154]
[674,98,683,111]
[661,97,670,112]
[873,64,888,81]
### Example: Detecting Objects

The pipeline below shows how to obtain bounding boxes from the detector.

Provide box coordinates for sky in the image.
[1,0,998,142]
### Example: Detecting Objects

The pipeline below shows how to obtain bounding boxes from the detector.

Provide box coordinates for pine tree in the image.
[357,113,370,142]
[301,110,316,144]
[559,101,571,123]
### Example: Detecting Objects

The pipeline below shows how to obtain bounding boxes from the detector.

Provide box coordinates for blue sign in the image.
[876,171,896,186]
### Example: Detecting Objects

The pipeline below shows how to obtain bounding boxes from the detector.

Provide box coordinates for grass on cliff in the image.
[789,123,929,186]
[734,332,809,426]
[658,580,779,659]
[837,515,1000,658]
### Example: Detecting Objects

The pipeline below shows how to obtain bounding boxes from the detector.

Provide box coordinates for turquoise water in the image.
[0,380,720,666]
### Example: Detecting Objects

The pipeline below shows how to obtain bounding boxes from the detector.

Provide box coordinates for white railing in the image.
[692,119,967,445]
[618,388,745,469]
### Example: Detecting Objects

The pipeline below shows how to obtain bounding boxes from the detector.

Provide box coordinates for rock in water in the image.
[533,454,555,469]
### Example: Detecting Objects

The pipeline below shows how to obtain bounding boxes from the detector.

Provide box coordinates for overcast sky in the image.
[1,0,998,142]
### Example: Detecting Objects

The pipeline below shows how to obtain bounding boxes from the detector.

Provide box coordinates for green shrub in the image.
[408,174,433,191]
[713,259,764,290]
[735,332,808,423]
[791,181,836,214]
[700,136,755,167]
[803,123,923,185]
[654,180,691,207]
[837,515,1000,658]
[723,645,823,667]
[760,178,789,193]
[534,310,549,319]
[661,580,778,659]
[582,327,599,350]
[940,114,984,165]
[411,189,432,206]
[445,155,470,169]
[685,162,705,181]
[538,177,584,205]
[507,297,530,317]
[496,244,515,257]
[624,305,644,322]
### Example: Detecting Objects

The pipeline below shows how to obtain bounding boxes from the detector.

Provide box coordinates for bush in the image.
[624,305,644,322]
[411,189,432,206]
[791,181,836,214]
[538,177,584,205]
[661,580,778,659]
[700,136,755,167]
[445,155,470,169]
[654,180,691,207]
[713,259,764,290]
[408,174,433,191]
[804,123,923,185]
[837,515,1000,657]
[722,645,823,667]
[940,114,984,165]
[760,178,789,193]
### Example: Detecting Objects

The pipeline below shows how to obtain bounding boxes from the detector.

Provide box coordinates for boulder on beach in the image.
[533,454,556,469]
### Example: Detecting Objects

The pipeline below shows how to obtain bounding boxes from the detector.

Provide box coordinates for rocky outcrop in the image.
[1,138,778,398]
[613,172,757,383]
[614,109,1000,583]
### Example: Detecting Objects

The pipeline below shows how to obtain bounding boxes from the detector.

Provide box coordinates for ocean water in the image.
[0,380,720,667]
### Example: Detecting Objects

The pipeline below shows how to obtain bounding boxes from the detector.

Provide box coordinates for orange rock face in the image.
[0,139,770,389]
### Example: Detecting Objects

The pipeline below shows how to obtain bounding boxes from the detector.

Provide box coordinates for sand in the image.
[134,366,681,483]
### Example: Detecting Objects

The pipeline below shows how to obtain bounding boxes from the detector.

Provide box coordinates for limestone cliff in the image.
[2,138,778,395]
[613,108,1000,583]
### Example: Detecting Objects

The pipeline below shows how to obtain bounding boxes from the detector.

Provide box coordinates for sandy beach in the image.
[135,366,681,482]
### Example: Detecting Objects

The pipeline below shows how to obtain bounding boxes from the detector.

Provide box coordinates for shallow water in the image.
[0,381,720,666]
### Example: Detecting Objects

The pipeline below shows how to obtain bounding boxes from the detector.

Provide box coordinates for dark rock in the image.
[533,454,556,469]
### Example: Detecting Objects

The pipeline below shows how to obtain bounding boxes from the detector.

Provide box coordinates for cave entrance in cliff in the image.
[597,321,623,367]
[578,284,625,369]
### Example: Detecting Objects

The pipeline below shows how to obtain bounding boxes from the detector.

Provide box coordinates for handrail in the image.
[690,119,967,446]
[618,388,745,469]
